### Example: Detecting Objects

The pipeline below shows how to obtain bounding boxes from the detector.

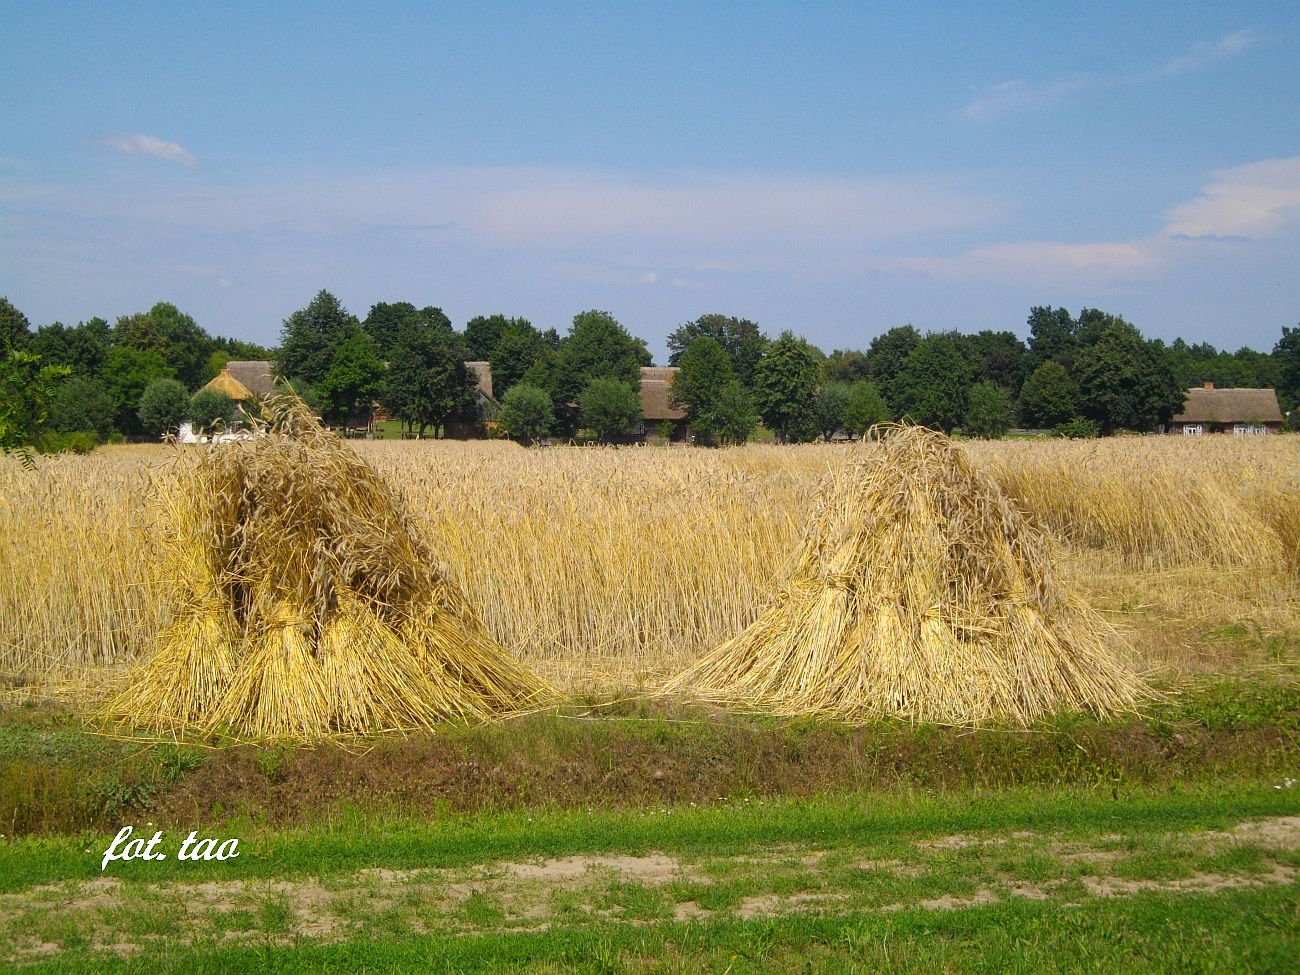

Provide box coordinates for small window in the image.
[1183,424,1203,436]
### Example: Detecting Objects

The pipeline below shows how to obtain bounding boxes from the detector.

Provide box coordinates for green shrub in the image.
[34,430,97,455]
[1054,417,1100,439]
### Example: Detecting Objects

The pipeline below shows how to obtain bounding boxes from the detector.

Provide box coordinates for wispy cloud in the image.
[1156,28,1262,77]
[1162,156,1300,239]
[888,154,1300,283]
[98,133,197,166]
[965,28,1262,121]
[888,240,1163,282]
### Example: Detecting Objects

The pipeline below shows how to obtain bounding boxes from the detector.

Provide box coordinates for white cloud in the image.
[98,133,197,166]
[1157,28,1262,77]
[1162,157,1300,239]
[635,271,660,286]
[886,154,1300,284]
[964,77,1091,122]
[965,29,1261,121]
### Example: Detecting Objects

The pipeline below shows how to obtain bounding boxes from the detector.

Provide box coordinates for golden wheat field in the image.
[1,435,1297,700]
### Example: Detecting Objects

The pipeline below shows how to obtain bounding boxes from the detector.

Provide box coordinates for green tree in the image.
[48,376,116,440]
[100,346,175,434]
[499,383,555,442]
[891,333,973,432]
[0,297,32,350]
[189,389,237,431]
[753,330,820,442]
[865,325,921,412]
[578,378,642,443]
[1017,360,1077,428]
[1074,322,1184,434]
[964,382,1013,439]
[1274,325,1300,414]
[551,310,651,409]
[812,382,850,441]
[670,337,736,443]
[29,318,112,375]
[490,321,556,400]
[823,349,871,383]
[842,380,889,436]
[316,331,385,427]
[276,290,360,385]
[1,346,68,466]
[666,314,769,387]
[137,378,191,437]
[463,313,532,362]
[1025,305,1077,371]
[363,302,452,361]
[707,381,759,445]
[963,330,1026,393]
[379,317,476,437]
[113,302,214,388]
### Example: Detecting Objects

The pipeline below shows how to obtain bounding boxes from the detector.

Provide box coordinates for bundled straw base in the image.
[103,392,550,741]
[667,425,1147,726]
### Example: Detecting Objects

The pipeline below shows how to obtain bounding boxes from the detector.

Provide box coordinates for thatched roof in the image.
[1172,387,1283,424]
[639,366,686,421]
[225,360,275,398]
[202,369,255,402]
[466,361,494,401]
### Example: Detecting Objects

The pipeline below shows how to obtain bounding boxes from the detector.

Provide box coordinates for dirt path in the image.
[4,815,1298,965]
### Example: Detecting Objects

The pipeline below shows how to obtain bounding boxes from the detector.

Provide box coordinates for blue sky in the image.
[3,1,1298,361]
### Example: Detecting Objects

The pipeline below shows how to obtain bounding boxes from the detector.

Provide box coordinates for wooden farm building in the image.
[637,366,689,441]
[1169,383,1284,436]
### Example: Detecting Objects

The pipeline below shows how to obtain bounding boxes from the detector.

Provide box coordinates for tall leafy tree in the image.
[113,302,214,388]
[490,321,556,399]
[29,318,112,375]
[48,376,116,440]
[1274,325,1300,414]
[891,333,973,432]
[964,382,1013,439]
[379,316,476,437]
[276,290,360,385]
[865,325,921,412]
[812,382,851,441]
[666,314,769,387]
[100,346,175,434]
[188,389,237,432]
[752,330,820,443]
[823,349,871,383]
[463,313,532,362]
[1025,306,1077,371]
[1017,361,1078,428]
[669,337,736,443]
[498,383,554,442]
[1074,322,1184,434]
[551,310,651,409]
[137,378,191,437]
[963,330,1026,393]
[842,380,890,436]
[315,331,385,426]
[709,381,759,445]
[578,377,642,443]
[0,297,32,349]
[362,302,452,361]
[1,346,68,465]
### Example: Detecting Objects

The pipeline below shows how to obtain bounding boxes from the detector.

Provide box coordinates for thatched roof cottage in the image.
[1169,383,1284,435]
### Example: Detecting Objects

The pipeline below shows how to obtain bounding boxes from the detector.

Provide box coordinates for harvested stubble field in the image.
[1,435,1296,696]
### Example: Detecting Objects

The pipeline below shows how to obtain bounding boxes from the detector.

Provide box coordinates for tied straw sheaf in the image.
[103,392,551,740]
[667,424,1149,726]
